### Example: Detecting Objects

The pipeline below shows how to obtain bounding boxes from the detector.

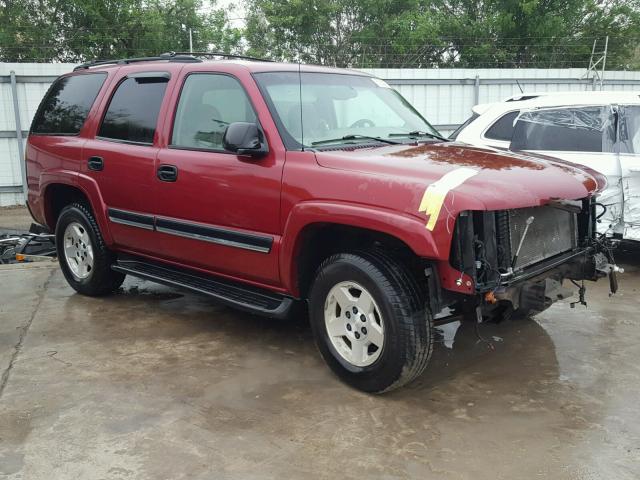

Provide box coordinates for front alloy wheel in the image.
[309,251,434,393]
[324,281,385,367]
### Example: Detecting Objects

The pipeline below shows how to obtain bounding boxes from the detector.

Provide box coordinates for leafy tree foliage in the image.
[1,0,639,68]
[0,0,241,62]
[243,0,640,68]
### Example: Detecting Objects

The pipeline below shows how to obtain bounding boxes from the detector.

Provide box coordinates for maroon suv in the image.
[25,53,619,392]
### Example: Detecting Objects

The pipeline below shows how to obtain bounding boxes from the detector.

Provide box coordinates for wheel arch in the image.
[280,201,441,298]
[42,174,113,244]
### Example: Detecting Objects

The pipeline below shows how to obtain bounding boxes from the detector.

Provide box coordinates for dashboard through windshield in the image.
[253,71,441,149]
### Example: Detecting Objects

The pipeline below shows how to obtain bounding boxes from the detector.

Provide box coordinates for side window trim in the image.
[168,71,264,155]
[94,136,158,147]
[96,73,170,146]
[449,112,479,140]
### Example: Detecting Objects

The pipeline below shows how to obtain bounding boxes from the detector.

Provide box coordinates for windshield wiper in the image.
[389,130,449,142]
[311,134,401,146]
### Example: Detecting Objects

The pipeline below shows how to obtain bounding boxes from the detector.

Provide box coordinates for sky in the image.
[215,0,247,28]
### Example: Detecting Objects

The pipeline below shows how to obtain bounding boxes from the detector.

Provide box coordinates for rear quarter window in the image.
[484,110,519,141]
[30,73,107,135]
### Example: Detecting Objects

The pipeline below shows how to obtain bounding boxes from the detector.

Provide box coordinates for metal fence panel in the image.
[1,64,640,206]
[360,68,640,135]
[0,63,75,206]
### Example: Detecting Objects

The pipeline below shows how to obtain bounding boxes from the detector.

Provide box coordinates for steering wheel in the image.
[349,118,376,128]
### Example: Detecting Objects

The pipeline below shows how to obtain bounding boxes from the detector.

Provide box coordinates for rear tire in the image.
[308,250,433,393]
[56,203,125,296]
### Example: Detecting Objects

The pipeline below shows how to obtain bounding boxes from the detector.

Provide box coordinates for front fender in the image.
[279,201,441,295]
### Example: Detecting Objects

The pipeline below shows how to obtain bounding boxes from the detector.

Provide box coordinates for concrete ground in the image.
[0,206,33,232]
[1,207,639,479]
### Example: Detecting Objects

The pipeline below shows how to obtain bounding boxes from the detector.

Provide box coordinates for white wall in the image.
[2,63,640,206]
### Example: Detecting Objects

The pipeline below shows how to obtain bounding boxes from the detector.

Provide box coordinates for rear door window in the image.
[98,75,169,144]
[511,106,616,153]
[484,111,519,141]
[31,73,107,135]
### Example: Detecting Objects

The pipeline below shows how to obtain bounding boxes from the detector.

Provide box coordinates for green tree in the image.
[2,0,640,68]
[0,0,242,62]
[243,0,425,66]
[242,0,640,68]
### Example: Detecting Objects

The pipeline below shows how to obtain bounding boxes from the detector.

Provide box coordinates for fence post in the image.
[474,75,480,105]
[9,71,27,200]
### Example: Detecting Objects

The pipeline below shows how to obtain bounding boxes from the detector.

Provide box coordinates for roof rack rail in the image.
[73,52,201,71]
[172,51,273,62]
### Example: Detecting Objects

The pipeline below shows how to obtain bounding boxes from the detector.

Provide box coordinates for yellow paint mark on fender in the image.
[418,168,479,230]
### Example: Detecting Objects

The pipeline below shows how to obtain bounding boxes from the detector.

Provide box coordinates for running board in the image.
[112,258,294,319]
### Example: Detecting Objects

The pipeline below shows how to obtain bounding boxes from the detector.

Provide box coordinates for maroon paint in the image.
[26,60,603,297]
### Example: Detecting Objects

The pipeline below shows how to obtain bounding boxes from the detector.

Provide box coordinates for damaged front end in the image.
[448,198,621,320]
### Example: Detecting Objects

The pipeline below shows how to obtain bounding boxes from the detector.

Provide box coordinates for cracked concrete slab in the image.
[0,253,639,479]
[0,264,56,397]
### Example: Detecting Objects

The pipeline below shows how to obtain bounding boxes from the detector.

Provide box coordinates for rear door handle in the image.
[157,164,178,182]
[88,156,104,171]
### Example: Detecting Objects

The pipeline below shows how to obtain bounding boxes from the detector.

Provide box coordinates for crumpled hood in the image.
[313,142,605,211]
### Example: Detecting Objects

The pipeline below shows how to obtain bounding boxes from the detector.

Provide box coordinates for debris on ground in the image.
[0,225,56,264]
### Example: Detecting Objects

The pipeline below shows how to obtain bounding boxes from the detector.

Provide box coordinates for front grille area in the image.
[449,201,589,291]
[507,206,578,269]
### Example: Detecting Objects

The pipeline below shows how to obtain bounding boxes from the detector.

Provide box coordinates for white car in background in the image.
[452,91,640,241]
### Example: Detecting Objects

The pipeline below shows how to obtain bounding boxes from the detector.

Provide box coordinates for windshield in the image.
[253,72,440,149]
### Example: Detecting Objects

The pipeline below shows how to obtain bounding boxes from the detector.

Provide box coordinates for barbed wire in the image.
[3,24,640,39]
[1,37,635,68]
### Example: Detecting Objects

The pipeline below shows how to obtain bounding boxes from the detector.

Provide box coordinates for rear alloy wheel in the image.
[309,251,434,393]
[56,203,125,296]
[63,221,94,279]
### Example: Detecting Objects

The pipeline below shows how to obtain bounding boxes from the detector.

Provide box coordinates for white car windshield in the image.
[254,72,441,149]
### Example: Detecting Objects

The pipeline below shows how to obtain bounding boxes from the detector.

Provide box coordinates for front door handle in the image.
[157,164,178,182]
[88,156,104,171]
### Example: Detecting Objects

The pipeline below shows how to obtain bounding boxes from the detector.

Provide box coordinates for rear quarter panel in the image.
[26,68,119,233]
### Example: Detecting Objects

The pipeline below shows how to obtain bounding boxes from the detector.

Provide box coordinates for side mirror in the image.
[223,122,268,157]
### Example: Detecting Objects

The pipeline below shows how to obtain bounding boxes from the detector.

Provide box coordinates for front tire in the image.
[56,203,125,296]
[309,251,433,393]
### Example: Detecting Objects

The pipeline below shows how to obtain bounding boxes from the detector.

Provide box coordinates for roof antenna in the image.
[515,79,524,94]
[298,56,304,151]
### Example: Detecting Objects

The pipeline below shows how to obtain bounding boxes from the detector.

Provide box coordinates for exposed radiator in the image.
[507,206,578,269]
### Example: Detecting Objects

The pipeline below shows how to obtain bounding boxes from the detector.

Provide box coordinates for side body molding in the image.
[279,201,441,295]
